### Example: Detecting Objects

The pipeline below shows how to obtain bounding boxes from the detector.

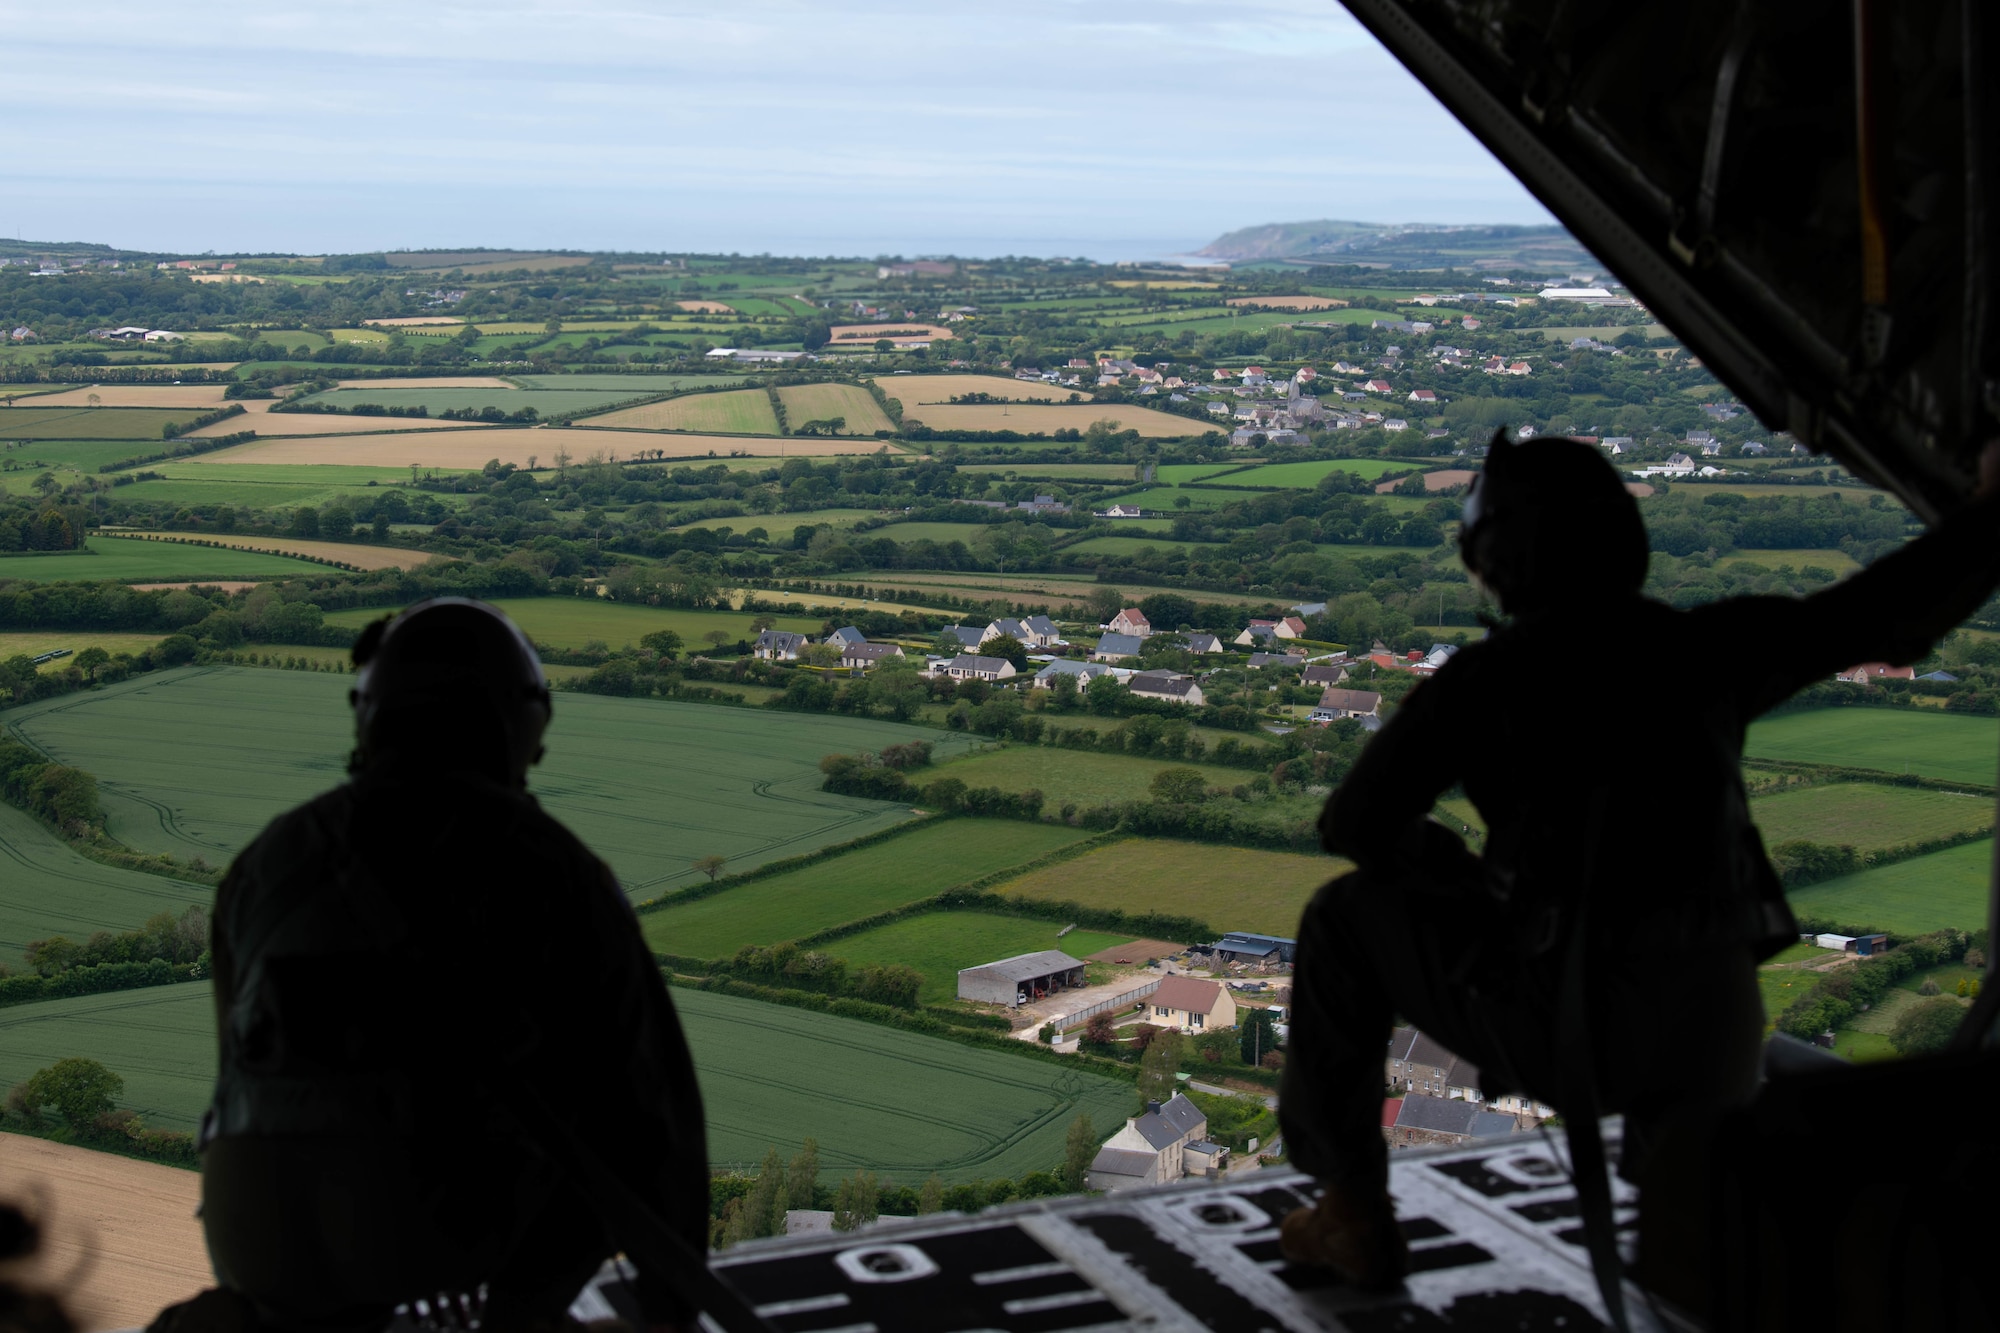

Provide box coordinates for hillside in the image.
[1196,219,1597,272]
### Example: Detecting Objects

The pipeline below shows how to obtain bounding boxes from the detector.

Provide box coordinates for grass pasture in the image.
[930,745,1249,810]
[776,383,896,435]
[0,536,331,584]
[1063,535,1211,558]
[1223,458,1418,487]
[0,407,187,440]
[640,818,1092,959]
[582,390,781,435]
[110,462,454,513]
[869,521,994,545]
[819,912,1134,1004]
[1746,709,1999,787]
[1786,837,1994,933]
[0,630,170,666]
[1711,548,1860,574]
[4,668,974,899]
[673,507,883,534]
[511,374,739,393]
[1749,783,1992,851]
[678,986,1137,1182]
[993,837,1342,938]
[188,404,477,438]
[191,427,876,469]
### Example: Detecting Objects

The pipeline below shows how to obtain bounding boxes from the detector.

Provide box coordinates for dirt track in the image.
[0,1133,207,1330]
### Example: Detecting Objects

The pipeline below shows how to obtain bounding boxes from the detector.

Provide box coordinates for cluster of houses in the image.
[1384,1027,1556,1148]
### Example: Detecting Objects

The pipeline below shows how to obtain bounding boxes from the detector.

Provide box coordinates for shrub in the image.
[1889,996,1965,1055]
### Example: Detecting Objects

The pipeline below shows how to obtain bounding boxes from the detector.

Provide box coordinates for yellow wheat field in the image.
[1225,295,1349,310]
[362,316,467,327]
[187,402,480,437]
[880,374,1093,406]
[19,385,236,409]
[827,323,955,344]
[116,534,442,571]
[0,1133,209,1331]
[676,300,735,313]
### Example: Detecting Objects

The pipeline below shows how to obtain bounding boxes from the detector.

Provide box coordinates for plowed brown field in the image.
[1225,295,1349,310]
[0,1133,207,1331]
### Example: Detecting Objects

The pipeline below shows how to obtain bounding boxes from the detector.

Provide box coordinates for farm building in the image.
[1209,932,1297,967]
[957,950,1086,1006]
[1390,1096,1521,1147]
[1814,932,1891,956]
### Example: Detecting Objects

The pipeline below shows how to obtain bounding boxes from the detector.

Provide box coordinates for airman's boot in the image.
[1279,1183,1410,1290]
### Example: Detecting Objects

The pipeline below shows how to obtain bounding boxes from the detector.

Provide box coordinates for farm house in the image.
[957,950,1086,1006]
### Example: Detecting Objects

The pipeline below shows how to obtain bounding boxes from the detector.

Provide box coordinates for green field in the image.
[1154,464,1247,483]
[818,911,1134,1004]
[1101,486,1234,511]
[0,982,1140,1179]
[1749,783,1992,851]
[3,667,975,898]
[0,983,216,1133]
[775,383,897,435]
[326,597,824,651]
[956,463,1140,482]
[930,745,1250,810]
[0,536,331,584]
[0,407,186,440]
[2,438,192,472]
[1746,709,1999,787]
[1224,458,1418,487]
[1786,837,1993,933]
[993,837,1344,938]
[298,387,641,416]
[583,389,781,435]
[0,801,211,954]
[673,508,881,534]
[667,987,1140,1181]
[513,374,740,392]
[869,521,993,545]
[641,818,1092,959]
[1713,548,1861,574]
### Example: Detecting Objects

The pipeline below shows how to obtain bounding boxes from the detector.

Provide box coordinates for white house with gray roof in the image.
[1091,633,1145,662]
[753,630,808,661]
[940,654,1016,683]
[1033,660,1111,689]
[1086,1093,1212,1192]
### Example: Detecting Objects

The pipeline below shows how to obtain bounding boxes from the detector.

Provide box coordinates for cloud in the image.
[4,0,1549,255]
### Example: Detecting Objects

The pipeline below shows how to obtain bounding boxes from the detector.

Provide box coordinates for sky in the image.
[5,1,1552,260]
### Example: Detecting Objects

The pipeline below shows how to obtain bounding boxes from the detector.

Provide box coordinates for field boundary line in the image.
[634,812,950,913]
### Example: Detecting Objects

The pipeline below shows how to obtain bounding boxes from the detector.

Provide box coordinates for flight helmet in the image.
[349,598,551,782]
[1458,433,1649,613]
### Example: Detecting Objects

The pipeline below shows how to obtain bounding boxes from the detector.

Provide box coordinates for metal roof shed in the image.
[957,950,1086,1006]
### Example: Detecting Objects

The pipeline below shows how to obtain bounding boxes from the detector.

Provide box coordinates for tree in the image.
[1137,593,1197,631]
[1061,1112,1097,1192]
[750,615,776,633]
[1085,673,1124,715]
[20,1057,122,1128]
[1086,586,1126,624]
[1138,1030,1186,1104]
[1890,995,1964,1055]
[1083,1013,1116,1045]
[692,855,727,882]
[1048,671,1079,711]
[640,629,683,660]
[983,633,1028,670]
[831,1169,880,1231]
[703,629,733,653]
[1239,1008,1280,1066]
[917,1173,945,1214]
[1148,767,1208,805]
[730,1147,788,1243]
[786,1138,820,1210]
